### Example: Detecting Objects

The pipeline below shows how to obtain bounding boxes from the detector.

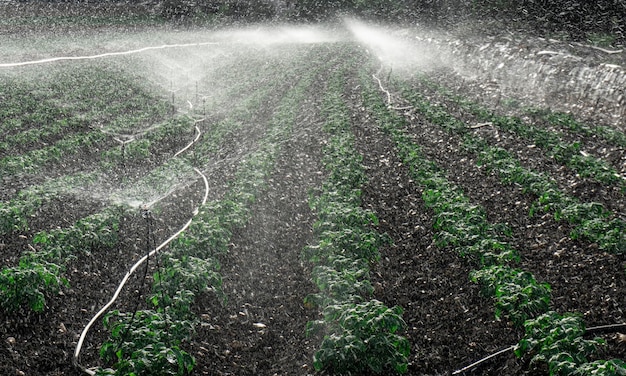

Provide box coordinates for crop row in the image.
[0,155,201,314]
[0,156,206,315]
[393,81,625,254]
[0,45,313,239]
[0,171,100,235]
[533,110,626,149]
[414,76,625,190]
[0,48,329,320]
[0,116,192,238]
[303,69,409,374]
[0,113,195,178]
[0,64,170,140]
[0,129,109,176]
[93,49,328,375]
[0,116,84,157]
[360,67,625,375]
[0,206,126,312]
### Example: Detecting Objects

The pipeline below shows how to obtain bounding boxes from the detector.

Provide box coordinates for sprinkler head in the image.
[141,206,153,219]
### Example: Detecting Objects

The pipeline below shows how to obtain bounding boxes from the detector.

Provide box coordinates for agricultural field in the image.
[1,13,625,376]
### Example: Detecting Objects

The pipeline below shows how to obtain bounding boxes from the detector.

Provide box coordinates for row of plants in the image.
[0,129,109,176]
[362,69,547,327]
[0,64,170,141]
[100,116,195,169]
[0,70,172,178]
[393,80,625,254]
[1,150,211,314]
[475,146,625,253]
[46,64,172,133]
[413,75,625,190]
[0,116,85,157]
[0,46,299,236]
[0,113,196,178]
[0,116,194,237]
[304,69,410,374]
[0,47,328,319]
[530,109,626,149]
[0,171,99,236]
[0,206,126,313]
[0,80,74,137]
[360,67,625,375]
[94,57,322,375]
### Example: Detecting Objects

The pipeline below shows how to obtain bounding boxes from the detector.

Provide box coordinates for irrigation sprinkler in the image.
[113,137,135,170]
[73,110,205,374]
[73,167,209,375]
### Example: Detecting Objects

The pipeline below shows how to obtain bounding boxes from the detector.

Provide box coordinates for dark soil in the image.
[1,21,624,376]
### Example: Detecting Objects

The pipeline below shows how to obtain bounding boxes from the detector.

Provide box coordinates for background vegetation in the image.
[156,0,625,45]
[5,0,624,45]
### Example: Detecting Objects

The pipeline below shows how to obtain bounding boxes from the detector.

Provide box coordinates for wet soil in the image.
[1,24,625,376]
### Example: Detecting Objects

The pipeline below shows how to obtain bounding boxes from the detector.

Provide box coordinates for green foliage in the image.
[470,265,551,326]
[0,208,122,313]
[31,209,121,260]
[97,47,324,375]
[571,360,626,376]
[0,201,32,234]
[475,145,625,253]
[151,255,223,314]
[312,300,410,374]
[0,259,66,312]
[539,111,626,149]
[397,74,626,253]
[360,68,552,331]
[515,311,620,376]
[311,262,373,302]
[98,310,195,376]
[0,128,108,176]
[304,69,408,374]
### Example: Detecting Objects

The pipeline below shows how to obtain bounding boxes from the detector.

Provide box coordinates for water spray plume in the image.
[73,166,210,375]
[344,18,444,75]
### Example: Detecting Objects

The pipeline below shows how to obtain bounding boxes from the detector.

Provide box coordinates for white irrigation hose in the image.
[0,42,220,68]
[373,65,392,105]
[451,345,515,375]
[73,167,209,375]
[174,123,203,158]
[74,113,207,373]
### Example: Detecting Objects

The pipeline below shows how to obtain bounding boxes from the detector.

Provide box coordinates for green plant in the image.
[302,69,409,374]
[0,259,66,312]
[98,309,196,376]
[470,265,551,326]
[571,360,626,376]
[515,311,613,376]
[150,255,223,314]
[310,300,410,374]
[0,201,31,234]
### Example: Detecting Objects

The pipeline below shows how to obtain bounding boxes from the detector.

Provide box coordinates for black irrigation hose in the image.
[451,323,626,374]
[112,208,155,357]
